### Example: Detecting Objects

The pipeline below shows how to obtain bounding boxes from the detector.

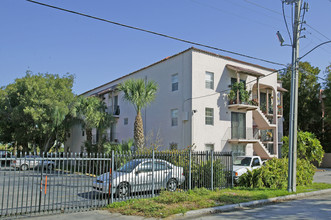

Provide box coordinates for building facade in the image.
[66,48,285,159]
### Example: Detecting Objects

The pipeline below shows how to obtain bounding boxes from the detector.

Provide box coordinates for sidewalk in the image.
[21,210,155,220]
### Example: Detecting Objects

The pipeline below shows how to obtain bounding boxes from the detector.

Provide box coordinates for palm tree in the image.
[118,79,158,150]
[75,96,113,153]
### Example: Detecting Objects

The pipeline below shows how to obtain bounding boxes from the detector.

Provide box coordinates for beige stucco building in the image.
[66,47,285,159]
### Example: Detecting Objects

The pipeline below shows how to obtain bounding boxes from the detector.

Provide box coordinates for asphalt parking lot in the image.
[0,165,107,217]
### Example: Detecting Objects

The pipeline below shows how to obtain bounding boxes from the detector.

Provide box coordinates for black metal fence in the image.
[0,150,233,218]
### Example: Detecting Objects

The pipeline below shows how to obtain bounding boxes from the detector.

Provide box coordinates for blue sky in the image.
[1,0,330,95]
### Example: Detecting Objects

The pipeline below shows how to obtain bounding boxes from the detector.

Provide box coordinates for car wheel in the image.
[167,179,178,192]
[116,182,130,198]
[20,164,28,171]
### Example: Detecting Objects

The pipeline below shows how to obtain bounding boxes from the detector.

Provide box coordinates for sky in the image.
[1,0,331,95]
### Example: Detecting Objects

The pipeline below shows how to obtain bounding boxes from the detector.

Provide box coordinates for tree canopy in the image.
[282,131,324,165]
[0,72,112,153]
[0,72,75,152]
[322,64,331,152]
[280,62,322,137]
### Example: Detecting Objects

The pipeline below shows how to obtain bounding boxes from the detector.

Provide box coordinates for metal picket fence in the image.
[0,150,233,218]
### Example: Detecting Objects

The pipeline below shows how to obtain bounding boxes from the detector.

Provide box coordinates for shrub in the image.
[282,131,324,165]
[238,158,315,189]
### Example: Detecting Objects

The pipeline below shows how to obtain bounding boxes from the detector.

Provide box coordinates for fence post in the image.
[211,150,213,191]
[189,149,192,190]
[38,152,44,213]
[152,150,155,197]
[231,151,234,188]
[111,150,114,204]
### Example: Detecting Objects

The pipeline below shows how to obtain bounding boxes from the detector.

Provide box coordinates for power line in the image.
[243,0,331,47]
[26,0,286,67]
[282,1,293,44]
[190,0,286,32]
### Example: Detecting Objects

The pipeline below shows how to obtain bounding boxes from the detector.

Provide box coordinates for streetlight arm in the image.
[298,41,331,60]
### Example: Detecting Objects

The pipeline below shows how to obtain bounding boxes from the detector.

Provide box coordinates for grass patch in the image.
[106,183,331,218]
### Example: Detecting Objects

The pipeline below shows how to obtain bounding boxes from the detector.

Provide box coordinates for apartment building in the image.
[66,47,285,159]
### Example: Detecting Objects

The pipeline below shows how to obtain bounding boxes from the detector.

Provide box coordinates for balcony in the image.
[222,127,277,159]
[92,132,119,144]
[227,83,258,112]
[107,105,120,117]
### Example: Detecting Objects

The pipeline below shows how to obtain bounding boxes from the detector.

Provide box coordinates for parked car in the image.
[0,150,12,165]
[11,155,56,171]
[232,156,264,183]
[93,158,185,197]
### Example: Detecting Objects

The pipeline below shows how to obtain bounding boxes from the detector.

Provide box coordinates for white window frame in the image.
[171,109,178,126]
[171,73,179,91]
[205,71,214,89]
[205,144,214,152]
[205,108,214,125]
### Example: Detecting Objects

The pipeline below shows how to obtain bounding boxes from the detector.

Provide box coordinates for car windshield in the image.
[117,160,142,173]
[233,157,252,166]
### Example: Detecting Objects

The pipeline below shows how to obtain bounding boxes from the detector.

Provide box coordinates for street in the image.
[187,169,331,220]
[188,191,331,220]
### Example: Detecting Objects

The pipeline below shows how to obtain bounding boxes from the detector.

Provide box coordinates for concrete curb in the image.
[172,188,331,219]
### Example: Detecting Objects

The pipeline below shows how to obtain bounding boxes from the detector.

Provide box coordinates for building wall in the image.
[68,50,192,152]
[68,48,279,155]
[191,50,278,153]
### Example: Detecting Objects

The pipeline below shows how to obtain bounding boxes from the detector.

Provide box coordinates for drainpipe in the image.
[236,72,240,104]
[257,77,260,107]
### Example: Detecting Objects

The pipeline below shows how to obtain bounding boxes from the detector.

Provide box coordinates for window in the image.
[137,162,153,173]
[205,144,214,152]
[205,108,214,125]
[205,71,214,89]
[252,158,261,167]
[124,118,128,125]
[155,162,171,171]
[171,74,178,91]
[232,145,246,157]
[231,112,246,139]
[171,109,178,126]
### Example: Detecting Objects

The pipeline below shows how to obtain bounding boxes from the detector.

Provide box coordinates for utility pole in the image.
[287,0,302,192]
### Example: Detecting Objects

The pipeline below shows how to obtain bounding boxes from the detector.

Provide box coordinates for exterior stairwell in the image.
[252,108,277,159]
[253,140,276,160]
[253,108,276,130]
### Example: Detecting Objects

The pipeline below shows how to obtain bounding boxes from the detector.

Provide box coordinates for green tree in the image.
[0,72,75,152]
[280,62,322,137]
[321,65,331,152]
[118,79,158,149]
[282,131,324,165]
[76,96,113,153]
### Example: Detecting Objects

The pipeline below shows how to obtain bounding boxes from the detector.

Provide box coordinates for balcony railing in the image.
[92,132,119,144]
[107,105,120,116]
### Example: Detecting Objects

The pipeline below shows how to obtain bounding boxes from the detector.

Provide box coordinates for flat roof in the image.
[81,47,277,96]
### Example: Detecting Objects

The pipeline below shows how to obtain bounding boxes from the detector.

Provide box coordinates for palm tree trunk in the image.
[134,111,144,150]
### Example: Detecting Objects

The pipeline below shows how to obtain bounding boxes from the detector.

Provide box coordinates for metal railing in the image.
[0,150,232,218]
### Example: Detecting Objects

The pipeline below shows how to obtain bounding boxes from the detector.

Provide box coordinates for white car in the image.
[93,158,185,197]
[11,155,56,171]
[233,156,264,182]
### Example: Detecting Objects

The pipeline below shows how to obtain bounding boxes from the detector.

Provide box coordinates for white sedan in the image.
[93,158,185,197]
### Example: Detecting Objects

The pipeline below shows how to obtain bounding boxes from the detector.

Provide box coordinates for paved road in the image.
[0,165,108,216]
[188,191,331,220]
[187,169,331,220]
